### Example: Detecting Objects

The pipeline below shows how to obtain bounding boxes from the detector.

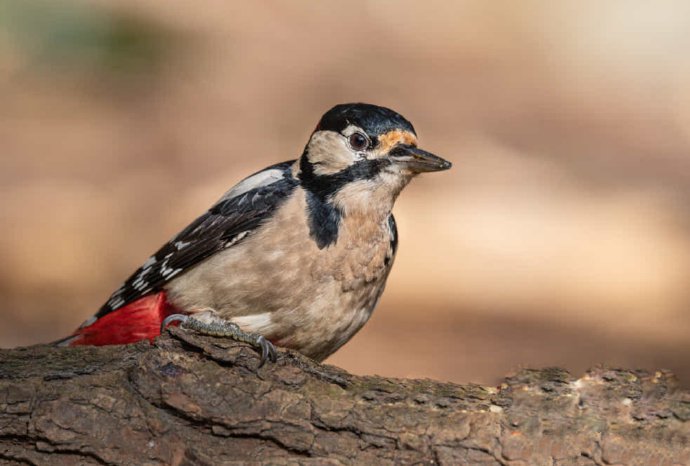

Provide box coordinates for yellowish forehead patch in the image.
[376,130,417,153]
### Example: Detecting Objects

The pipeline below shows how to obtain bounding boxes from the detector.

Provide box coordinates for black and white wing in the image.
[95,160,298,319]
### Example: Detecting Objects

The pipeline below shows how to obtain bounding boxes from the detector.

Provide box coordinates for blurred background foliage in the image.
[0,0,175,84]
[1,0,689,386]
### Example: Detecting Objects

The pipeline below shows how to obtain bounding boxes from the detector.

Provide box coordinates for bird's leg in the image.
[161,309,277,367]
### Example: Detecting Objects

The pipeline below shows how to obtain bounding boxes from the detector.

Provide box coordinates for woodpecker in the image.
[58,103,451,365]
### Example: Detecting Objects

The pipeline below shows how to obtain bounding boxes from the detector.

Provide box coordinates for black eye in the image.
[348,132,369,151]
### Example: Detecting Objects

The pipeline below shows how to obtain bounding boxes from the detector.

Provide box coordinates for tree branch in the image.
[1,328,688,465]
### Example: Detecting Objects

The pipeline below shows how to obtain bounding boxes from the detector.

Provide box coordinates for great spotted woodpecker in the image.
[58,103,451,365]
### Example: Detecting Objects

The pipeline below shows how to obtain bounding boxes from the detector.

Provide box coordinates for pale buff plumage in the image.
[166,170,399,361]
[65,103,450,362]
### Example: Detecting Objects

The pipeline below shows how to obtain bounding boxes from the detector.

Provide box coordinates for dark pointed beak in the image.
[390,144,452,173]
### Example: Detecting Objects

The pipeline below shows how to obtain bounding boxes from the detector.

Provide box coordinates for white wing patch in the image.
[107,295,126,310]
[132,275,149,291]
[141,255,157,268]
[223,230,249,248]
[218,168,285,203]
[129,255,158,292]
[174,240,191,250]
[159,252,183,280]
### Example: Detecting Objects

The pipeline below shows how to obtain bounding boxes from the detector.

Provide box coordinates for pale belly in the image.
[164,192,396,361]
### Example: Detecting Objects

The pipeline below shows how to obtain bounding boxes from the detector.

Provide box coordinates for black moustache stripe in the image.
[299,156,390,249]
[298,156,390,200]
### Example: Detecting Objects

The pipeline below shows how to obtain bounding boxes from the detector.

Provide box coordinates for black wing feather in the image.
[96,160,298,318]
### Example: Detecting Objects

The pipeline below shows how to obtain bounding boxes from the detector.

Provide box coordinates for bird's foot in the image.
[161,310,278,368]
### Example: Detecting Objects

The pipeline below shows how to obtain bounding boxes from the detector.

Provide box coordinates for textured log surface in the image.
[0,328,688,465]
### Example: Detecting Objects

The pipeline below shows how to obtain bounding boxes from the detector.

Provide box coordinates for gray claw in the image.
[256,335,278,368]
[160,314,189,334]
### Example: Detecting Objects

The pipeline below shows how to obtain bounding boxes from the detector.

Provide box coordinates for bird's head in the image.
[297,103,451,215]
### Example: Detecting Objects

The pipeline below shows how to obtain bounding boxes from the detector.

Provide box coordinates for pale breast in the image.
[165,188,397,360]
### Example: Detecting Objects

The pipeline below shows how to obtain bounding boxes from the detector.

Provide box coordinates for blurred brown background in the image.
[2,0,689,386]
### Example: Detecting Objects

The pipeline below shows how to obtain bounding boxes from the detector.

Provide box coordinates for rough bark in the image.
[0,328,688,465]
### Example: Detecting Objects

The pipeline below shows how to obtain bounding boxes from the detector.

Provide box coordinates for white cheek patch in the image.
[307,131,359,176]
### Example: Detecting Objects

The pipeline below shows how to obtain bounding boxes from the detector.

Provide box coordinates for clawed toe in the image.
[160,313,189,333]
[161,312,278,368]
[256,335,278,368]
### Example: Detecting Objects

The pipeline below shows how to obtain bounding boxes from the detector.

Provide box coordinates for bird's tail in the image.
[55,292,178,347]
